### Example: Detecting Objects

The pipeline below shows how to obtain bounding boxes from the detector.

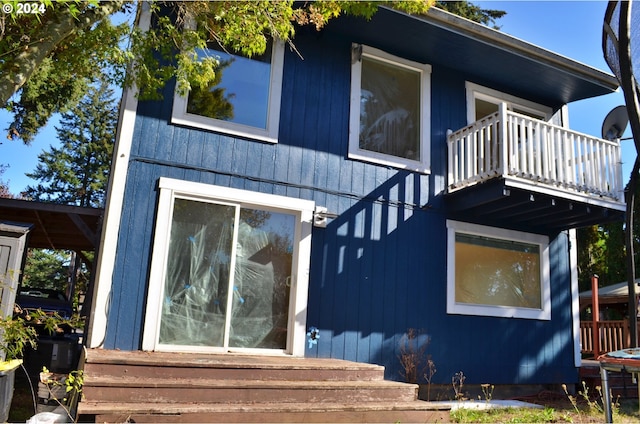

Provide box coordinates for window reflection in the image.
[187,42,273,129]
[359,56,421,160]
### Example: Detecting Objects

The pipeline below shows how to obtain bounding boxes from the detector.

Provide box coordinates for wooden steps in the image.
[77,349,449,423]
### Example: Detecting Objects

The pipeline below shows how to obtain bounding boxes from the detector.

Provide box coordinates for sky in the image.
[0,1,636,194]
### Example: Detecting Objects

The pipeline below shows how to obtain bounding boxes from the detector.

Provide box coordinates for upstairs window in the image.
[349,44,431,173]
[446,220,550,320]
[172,40,284,143]
[465,82,554,124]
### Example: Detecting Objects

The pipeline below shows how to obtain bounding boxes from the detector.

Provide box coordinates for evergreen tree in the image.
[21,249,70,291]
[23,82,116,207]
[436,1,506,29]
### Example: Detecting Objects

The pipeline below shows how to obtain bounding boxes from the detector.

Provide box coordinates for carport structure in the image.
[0,197,103,317]
[0,198,103,252]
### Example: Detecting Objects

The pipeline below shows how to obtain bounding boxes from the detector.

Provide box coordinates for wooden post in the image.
[592,274,600,358]
[498,103,509,177]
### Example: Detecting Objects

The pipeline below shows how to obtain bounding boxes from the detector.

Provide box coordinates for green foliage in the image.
[0,314,37,360]
[30,367,84,421]
[435,1,506,29]
[23,80,116,207]
[577,173,640,292]
[1,1,132,143]
[1,0,438,142]
[22,249,71,292]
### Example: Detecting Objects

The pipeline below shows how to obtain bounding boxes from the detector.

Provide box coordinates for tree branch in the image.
[0,1,125,106]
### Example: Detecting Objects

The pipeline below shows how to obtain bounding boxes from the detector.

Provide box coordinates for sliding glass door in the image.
[143,179,314,355]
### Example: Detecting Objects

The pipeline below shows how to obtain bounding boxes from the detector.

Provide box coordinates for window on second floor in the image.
[465,82,555,124]
[172,39,285,143]
[349,44,431,173]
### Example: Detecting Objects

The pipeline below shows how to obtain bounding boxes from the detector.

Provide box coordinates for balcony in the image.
[446,104,625,233]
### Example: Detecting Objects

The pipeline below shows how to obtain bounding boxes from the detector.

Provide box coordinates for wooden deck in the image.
[77,349,449,423]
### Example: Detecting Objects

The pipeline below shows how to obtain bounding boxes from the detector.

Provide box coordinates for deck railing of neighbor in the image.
[580,320,640,358]
[447,104,623,202]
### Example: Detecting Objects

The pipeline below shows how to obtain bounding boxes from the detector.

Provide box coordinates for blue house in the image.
[82,5,623,412]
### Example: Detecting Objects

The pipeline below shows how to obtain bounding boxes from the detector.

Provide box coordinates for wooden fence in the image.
[580,320,639,357]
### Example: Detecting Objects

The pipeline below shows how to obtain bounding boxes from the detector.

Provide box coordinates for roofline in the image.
[0,198,103,216]
[391,6,619,95]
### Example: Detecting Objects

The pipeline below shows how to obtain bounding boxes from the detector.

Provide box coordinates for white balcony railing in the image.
[447,104,624,203]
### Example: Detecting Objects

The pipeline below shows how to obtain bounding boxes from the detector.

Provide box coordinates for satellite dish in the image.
[602,105,629,140]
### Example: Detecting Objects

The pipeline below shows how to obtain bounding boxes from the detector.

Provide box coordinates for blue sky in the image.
[0,1,635,194]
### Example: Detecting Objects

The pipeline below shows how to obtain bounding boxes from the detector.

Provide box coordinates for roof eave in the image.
[389,6,620,97]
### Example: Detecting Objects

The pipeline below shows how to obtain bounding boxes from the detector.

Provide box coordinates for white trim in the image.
[171,41,285,143]
[142,178,315,356]
[348,44,431,173]
[86,3,151,348]
[465,81,553,125]
[446,220,551,320]
[569,229,582,366]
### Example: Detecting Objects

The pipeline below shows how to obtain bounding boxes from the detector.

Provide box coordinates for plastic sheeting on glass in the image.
[159,198,295,350]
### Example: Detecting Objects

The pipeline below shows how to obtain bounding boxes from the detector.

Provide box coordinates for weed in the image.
[398,328,431,384]
[40,367,84,421]
[424,357,437,401]
[452,371,466,401]
[562,381,619,418]
[479,383,494,402]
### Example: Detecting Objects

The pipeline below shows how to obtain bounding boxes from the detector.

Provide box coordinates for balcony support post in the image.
[592,274,600,358]
[498,103,509,177]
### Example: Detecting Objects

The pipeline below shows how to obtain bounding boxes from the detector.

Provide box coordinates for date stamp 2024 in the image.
[2,2,47,15]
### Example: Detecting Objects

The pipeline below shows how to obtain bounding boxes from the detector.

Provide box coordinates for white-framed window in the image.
[465,82,555,124]
[142,178,315,356]
[446,220,551,320]
[171,40,285,143]
[349,44,431,173]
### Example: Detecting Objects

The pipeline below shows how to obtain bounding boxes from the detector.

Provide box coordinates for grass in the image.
[451,406,556,423]
[450,398,640,423]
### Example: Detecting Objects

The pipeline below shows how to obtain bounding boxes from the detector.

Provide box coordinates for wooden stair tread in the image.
[84,349,383,371]
[77,349,432,422]
[83,375,414,389]
[78,400,446,414]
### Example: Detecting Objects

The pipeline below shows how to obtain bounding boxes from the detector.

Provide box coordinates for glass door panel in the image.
[229,208,295,349]
[159,198,236,347]
[158,197,295,351]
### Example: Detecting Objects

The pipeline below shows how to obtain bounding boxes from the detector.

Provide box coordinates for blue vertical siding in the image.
[104,20,579,385]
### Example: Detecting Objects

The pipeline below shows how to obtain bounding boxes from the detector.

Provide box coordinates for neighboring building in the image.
[86,5,623,388]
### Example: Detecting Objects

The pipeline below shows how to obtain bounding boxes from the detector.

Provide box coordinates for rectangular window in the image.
[143,178,314,356]
[172,40,284,143]
[447,220,550,320]
[465,82,553,124]
[349,44,431,173]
